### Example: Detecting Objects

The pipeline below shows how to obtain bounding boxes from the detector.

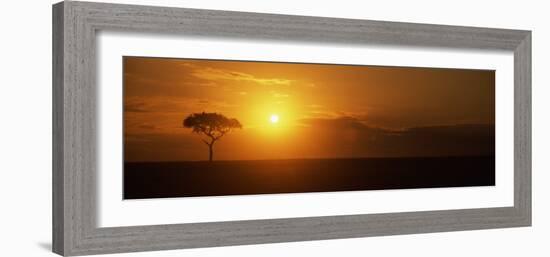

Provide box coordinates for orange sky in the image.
[124,56,495,162]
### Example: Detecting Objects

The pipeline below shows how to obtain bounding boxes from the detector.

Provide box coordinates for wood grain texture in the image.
[52,2,65,255]
[514,32,532,223]
[52,1,532,256]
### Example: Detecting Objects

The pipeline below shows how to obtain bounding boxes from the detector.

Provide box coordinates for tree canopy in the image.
[183,112,242,161]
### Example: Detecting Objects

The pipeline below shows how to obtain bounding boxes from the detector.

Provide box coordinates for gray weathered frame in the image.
[52,1,531,256]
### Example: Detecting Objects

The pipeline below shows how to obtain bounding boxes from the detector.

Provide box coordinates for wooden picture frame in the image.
[52,1,531,256]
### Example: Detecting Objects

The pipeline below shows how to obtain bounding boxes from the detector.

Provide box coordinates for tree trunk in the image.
[208,143,213,162]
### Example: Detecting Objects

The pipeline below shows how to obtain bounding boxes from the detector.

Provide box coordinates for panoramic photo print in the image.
[123,56,495,199]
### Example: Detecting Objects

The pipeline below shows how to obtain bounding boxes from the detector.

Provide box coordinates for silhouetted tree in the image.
[183,112,242,161]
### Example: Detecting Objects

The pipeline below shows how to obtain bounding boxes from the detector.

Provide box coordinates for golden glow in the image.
[123,57,495,162]
[270,114,279,124]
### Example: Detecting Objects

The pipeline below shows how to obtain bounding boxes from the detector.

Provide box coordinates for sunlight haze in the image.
[123,57,495,162]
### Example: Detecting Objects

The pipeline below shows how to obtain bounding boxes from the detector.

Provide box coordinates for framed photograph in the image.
[53,1,531,256]
[122,56,497,199]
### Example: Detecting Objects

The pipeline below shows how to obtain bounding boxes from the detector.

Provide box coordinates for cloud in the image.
[270,91,290,98]
[296,117,495,157]
[124,100,150,113]
[124,96,236,114]
[182,63,293,86]
[124,96,241,138]
[302,106,370,121]
[124,70,221,98]
[137,123,159,130]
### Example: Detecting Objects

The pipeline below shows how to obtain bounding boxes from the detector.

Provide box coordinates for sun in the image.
[269,114,279,124]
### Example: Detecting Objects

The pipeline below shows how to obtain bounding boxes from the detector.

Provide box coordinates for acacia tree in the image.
[183,112,242,161]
